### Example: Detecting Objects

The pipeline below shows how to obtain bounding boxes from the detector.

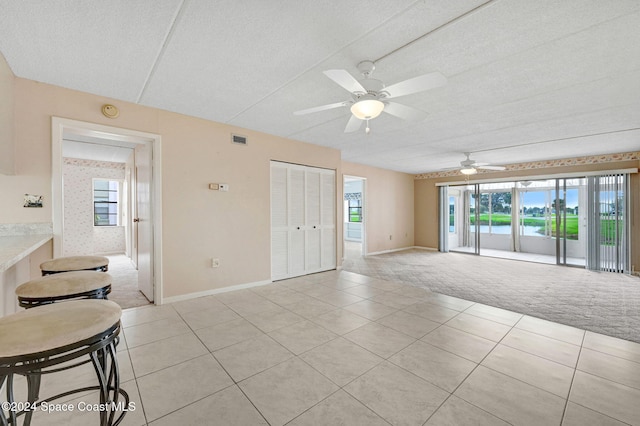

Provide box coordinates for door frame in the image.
[343,175,366,257]
[51,117,164,304]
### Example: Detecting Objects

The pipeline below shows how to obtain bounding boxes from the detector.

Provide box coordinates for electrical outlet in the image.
[211,258,220,268]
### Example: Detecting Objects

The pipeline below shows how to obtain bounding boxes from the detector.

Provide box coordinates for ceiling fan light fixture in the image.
[350,99,384,120]
[460,167,477,175]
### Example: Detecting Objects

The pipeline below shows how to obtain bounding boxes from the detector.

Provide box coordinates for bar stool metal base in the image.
[16,271,112,309]
[18,286,111,309]
[40,256,109,276]
[0,323,127,426]
[0,302,127,426]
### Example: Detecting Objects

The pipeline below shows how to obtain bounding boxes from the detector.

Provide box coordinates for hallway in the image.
[107,254,151,310]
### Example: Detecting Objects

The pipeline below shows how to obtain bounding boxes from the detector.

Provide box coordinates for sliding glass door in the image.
[442,173,631,273]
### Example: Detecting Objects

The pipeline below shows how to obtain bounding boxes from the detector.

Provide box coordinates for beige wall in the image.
[342,161,414,254]
[0,52,15,175]
[4,73,637,300]
[1,78,343,299]
[157,111,342,297]
[414,160,640,270]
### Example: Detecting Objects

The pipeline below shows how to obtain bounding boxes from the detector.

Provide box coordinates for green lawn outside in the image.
[455,213,622,245]
[469,214,580,239]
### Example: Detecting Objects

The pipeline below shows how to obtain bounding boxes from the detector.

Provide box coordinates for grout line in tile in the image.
[560,331,586,425]
[563,400,635,426]
[512,315,585,347]
[142,382,240,426]
[114,269,640,425]
[579,345,640,366]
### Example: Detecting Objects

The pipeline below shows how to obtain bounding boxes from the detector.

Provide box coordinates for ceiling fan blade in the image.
[383,102,428,121]
[384,72,447,99]
[294,101,348,116]
[344,115,363,133]
[477,165,506,171]
[323,69,366,93]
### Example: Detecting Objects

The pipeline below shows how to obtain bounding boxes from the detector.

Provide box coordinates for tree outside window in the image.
[348,198,362,222]
[94,180,120,226]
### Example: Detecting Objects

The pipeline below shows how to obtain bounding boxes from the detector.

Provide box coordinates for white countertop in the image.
[0,234,52,272]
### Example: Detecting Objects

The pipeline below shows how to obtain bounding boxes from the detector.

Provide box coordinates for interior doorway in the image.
[343,176,366,259]
[52,118,163,305]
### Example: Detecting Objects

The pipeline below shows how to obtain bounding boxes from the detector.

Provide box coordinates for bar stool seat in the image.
[16,271,112,308]
[40,256,109,276]
[0,300,127,426]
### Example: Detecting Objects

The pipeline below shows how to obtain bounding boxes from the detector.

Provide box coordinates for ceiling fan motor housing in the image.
[356,60,376,76]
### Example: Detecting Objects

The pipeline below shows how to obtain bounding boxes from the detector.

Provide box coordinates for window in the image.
[488,192,512,232]
[348,198,362,222]
[470,191,512,234]
[93,180,120,226]
[449,196,455,232]
[344,192,363,222]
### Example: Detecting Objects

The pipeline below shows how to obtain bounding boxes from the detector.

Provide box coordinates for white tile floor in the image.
[8,270,640,425]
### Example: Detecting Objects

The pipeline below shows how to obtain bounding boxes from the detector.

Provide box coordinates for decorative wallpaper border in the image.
[415,151,640,180]
[63,158,126,170]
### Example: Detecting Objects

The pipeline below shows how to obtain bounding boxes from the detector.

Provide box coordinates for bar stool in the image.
[0,300,127,426]
[15,271,112,309]
[40,256,109,276]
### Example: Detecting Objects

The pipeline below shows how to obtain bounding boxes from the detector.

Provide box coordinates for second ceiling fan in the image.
[294,60,447,133]
[454,152,506,175]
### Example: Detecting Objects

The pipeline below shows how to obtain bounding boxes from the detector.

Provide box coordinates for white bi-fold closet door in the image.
[271,161,336,280]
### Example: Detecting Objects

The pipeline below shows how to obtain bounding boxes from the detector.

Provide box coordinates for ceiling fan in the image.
[455,152,506,175]
[294,60,447,134]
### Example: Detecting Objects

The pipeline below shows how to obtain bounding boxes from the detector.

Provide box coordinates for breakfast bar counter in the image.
[0,224,53,316]
[0,233,52,273]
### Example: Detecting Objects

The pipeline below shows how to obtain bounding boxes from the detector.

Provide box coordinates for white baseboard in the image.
[366,246,415,256]
[412,246,438,251]
[161,279,272,304]
[365,246,438,256]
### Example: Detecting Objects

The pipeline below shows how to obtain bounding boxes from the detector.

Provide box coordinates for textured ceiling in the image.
[1,0,639,174]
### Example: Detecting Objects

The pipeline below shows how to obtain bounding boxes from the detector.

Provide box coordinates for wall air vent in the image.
[231,134,248,146]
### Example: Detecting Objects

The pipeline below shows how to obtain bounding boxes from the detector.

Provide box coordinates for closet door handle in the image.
[297,227,301,230]
[313,226,317,229]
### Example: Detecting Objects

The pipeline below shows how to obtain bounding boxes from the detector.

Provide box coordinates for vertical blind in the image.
[586,173,630,273]
[438,186,449,252]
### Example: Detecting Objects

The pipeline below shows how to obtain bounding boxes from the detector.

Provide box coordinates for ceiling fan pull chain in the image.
[365,119,371,135]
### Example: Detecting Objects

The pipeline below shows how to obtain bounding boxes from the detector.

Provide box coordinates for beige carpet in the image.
[106,254,151,310]
[342,249,640,343]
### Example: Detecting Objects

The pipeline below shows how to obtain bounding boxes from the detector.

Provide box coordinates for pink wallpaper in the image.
[62,158,126,256]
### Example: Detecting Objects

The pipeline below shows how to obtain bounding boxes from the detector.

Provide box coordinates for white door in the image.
[135,142,153,301]
[271,161,336,280]
[289,166,306,276]
[305,169,322,271]
[320,171,336,268]
[130,163,138,268]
